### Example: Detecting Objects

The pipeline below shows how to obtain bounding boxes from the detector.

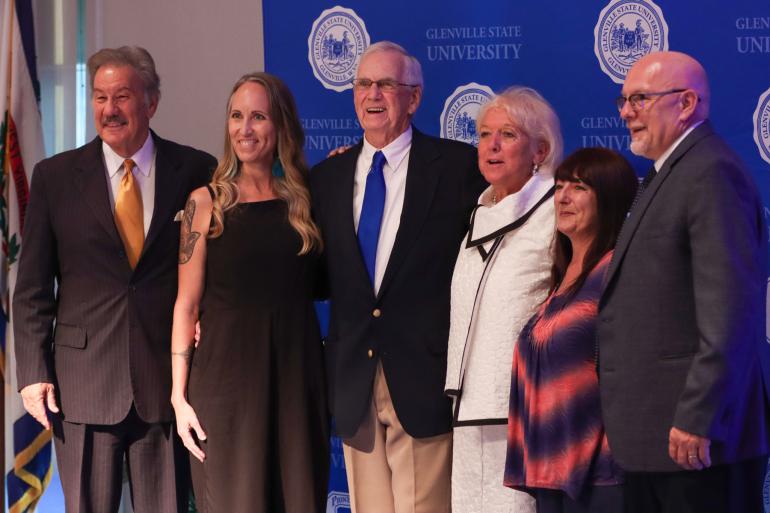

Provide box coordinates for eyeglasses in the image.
[351,78,419,92]
[615,89,687,111]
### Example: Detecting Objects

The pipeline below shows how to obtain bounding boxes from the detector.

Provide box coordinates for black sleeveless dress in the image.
[187,199,329,513]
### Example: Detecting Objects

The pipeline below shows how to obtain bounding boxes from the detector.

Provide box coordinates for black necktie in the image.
[639,166,657,192]
[628,165,657,214]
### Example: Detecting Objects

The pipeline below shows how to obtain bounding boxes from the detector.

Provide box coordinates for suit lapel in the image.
[142,133,183,256]
[377,129,440,299]
[331,141,373,290]
[603,122,715,289]
[73,137,124,248]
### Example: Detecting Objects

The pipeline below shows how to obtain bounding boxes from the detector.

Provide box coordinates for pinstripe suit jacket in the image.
[13,133,214,425]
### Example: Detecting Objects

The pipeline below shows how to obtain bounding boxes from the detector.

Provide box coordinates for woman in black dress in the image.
[170,72,329,513]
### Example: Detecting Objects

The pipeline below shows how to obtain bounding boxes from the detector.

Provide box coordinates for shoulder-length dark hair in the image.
[550,147,638,296]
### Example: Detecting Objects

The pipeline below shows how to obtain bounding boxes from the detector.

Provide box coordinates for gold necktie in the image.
[115,159,144,269]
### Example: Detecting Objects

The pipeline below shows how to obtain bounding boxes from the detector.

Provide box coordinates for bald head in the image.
[620,51,710,160]
[629,51,710,118]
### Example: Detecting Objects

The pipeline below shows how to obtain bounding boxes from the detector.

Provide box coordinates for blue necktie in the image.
[357,151,387,286]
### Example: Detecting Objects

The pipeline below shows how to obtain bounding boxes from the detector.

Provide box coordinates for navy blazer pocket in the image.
[659,351,695,361]
[54,323,86,349]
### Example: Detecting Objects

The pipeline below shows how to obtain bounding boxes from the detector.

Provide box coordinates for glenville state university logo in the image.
[594,0,668,84]
[308,6,370,92]
[440,83,494,147]
[753,87,770,165]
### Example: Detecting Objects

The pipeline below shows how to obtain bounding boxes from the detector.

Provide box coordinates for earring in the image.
[532,162,540,174]
[272,157,285,178]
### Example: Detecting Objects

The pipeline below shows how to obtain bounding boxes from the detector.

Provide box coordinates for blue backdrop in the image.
[263,2,770,512]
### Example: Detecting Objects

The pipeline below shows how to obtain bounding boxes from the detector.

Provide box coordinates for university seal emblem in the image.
[440,83,494,146]
[308,6,370,92]
[594,0,669,84]
[753,87,770,165]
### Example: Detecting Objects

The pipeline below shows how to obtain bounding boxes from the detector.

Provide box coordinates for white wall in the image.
[35,0,82,157]
[87,0,265,159]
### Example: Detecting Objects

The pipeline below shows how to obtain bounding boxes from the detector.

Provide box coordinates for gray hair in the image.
[477,86,563,176]
[87,46,161,103]
[358,41,423,88]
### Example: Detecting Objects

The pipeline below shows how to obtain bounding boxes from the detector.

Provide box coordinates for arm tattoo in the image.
[179,199,201,264]
[172,346,194,360]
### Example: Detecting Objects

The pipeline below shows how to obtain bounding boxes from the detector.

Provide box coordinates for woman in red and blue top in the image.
[505,147,638,513]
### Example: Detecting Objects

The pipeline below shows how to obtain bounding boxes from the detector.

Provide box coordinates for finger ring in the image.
[688,455,697,459]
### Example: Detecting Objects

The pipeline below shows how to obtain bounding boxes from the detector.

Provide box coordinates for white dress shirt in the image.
[653,120,704,173]
[102,133,156,237]
[353,127,412,295]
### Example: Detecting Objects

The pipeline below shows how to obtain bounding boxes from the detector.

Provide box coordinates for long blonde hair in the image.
[209,72,321,255]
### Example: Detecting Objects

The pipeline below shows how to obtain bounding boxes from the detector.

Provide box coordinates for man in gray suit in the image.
[13,46,214,513]
[598,51,769,513]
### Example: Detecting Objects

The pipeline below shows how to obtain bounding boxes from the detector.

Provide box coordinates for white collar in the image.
[102,132,155,178]
[473,172,554,238]
[360,126,412,171]
[654,120,704,172]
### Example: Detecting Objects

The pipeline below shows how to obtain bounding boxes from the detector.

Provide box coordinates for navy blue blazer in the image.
[310,128,485,438]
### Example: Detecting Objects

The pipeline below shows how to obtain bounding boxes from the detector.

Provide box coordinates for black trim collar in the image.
[465,186,555,249]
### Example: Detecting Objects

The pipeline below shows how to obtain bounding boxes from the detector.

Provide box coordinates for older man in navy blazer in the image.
[311,41,485,513]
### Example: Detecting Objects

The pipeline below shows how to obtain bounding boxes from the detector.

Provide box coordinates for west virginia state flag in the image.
[0,1,52,511]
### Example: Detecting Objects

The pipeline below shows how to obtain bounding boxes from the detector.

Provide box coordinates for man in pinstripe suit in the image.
[13,47,214,513]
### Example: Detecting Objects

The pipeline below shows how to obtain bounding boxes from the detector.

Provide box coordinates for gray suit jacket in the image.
[13,133,214,425]
[598,121,770,472]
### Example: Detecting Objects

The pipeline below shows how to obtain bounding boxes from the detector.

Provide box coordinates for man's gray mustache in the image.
[101,116,126,124]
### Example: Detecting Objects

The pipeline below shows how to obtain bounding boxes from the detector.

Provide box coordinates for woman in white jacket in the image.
[445,86,563,513]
